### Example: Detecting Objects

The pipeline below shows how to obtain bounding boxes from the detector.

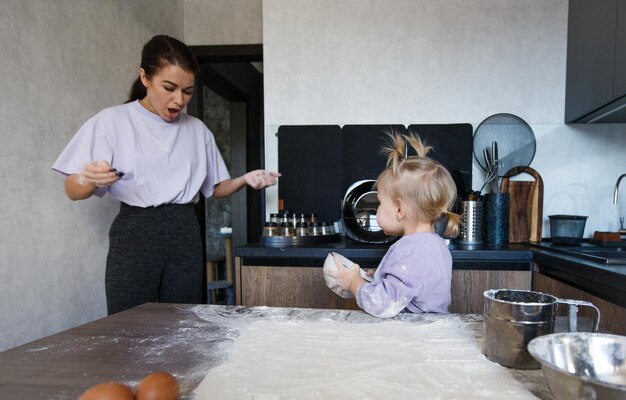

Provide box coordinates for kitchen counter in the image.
[236,239,534,270]
[531,243,626,308]
[0,303,553,399]
[236,239,626,307]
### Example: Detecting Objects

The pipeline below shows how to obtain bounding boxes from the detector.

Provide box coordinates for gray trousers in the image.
[106,203,203,315]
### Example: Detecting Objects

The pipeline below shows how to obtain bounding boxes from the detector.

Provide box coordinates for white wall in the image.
[0,0,182,351]
[262,0,626,234]
[183,0,262,45]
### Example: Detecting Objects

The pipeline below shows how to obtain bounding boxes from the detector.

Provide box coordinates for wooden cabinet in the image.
[449,269,530,314]
[533,271,626,335]
[565,0,626,123]
[235,257,530,314]
[236,263,360,310]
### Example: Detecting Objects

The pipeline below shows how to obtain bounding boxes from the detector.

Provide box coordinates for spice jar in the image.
[297,213,307,225]
[263,222,278,237]
[306,213,318,223]
[269,213,279,224]
[278,222,294,237]
[295,222,308,236]
[308,222,322,236]
[281,212,294,226]
[321,221,334,235]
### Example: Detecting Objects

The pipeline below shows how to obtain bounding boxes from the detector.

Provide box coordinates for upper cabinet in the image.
[615,0,626,97]
[565,0,626,123]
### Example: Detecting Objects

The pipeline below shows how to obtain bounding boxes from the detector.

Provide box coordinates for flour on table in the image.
[193,317,538,399]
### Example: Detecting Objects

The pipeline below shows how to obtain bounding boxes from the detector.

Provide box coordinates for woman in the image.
[53,35,279,314]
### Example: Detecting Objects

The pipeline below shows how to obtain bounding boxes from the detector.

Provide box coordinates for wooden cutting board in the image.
[500,166,543,243]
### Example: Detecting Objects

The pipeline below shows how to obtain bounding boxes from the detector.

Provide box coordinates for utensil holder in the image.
[456,200,484,245]
[485,193,509,245]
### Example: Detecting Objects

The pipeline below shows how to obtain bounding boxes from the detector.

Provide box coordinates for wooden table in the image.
[0,304,554,399]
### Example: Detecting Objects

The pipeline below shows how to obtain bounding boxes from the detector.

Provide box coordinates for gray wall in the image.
[262,0,626,235]
[183,0,262,45]
[0,0,183,351]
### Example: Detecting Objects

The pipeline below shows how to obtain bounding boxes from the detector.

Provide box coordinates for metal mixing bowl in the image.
[528,332,626,399]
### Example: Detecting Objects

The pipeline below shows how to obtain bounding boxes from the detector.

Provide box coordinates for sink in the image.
[555,246,626,265]
[534,242,626,265]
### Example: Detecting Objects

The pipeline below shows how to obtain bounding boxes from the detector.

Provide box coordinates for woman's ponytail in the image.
[126,77,146,103]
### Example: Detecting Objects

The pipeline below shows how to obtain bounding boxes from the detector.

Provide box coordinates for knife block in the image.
[500,166,544,243]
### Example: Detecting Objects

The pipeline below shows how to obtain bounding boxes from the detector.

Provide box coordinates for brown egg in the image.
[136,371,179,400]
[79,381,134,400]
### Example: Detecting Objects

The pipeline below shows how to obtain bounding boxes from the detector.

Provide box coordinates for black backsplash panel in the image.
[277,125,342,221]
[341,125,408,195]
[278,124,473,222]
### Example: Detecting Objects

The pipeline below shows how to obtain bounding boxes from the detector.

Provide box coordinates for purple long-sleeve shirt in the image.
[356,232,452,318]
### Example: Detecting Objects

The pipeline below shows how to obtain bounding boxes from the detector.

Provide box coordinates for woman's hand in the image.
[64,160,122,201]
[80,160,121,188]
[213,170,281,199]
[243,170,281,189]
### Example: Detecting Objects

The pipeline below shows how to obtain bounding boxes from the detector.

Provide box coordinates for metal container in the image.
[528,332,626,399]
[482,289,601,369]
[456,200,484,244]
[549,214,588,245]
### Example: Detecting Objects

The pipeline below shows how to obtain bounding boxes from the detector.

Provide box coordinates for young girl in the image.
[328,132,460,318]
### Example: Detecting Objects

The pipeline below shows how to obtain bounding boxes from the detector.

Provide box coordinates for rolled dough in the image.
[193,317,538,399]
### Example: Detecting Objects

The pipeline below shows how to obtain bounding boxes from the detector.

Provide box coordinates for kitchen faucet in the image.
[615,173,626,234]
[614,173,626,204]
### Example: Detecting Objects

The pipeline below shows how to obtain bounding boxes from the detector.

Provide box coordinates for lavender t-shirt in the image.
[52,101,230,207]
[356,232,452,318]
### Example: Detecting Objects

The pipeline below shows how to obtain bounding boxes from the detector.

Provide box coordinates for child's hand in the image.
[328,254,361,290]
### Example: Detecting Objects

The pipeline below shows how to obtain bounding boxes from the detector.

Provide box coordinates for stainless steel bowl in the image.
[528,332,626,399]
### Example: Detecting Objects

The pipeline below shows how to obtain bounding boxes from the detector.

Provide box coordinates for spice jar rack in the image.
[260,211,341,247]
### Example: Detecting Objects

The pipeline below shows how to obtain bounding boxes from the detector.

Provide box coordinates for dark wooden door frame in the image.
[187,44,263,303]
[191,44,262,64]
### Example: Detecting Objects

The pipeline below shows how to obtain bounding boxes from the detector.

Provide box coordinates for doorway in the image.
[187,45,264,303]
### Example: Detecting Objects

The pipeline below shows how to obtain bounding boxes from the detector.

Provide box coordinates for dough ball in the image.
[79,381,134,400]
[136,371,179,400]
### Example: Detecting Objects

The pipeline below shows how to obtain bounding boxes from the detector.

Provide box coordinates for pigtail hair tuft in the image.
[381,130,407,176]
[403,133,433,158]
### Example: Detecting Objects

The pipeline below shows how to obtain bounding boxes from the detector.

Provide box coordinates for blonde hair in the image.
[376,131,461,238]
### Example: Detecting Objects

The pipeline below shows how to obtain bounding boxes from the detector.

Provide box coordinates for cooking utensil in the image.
[482,289,601,369]
[528,332,626,400]
[500,166,544,243]
[342,180,396,244]
[479,147,499,195]
[473,114,536,176]
[491,141,499,191]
